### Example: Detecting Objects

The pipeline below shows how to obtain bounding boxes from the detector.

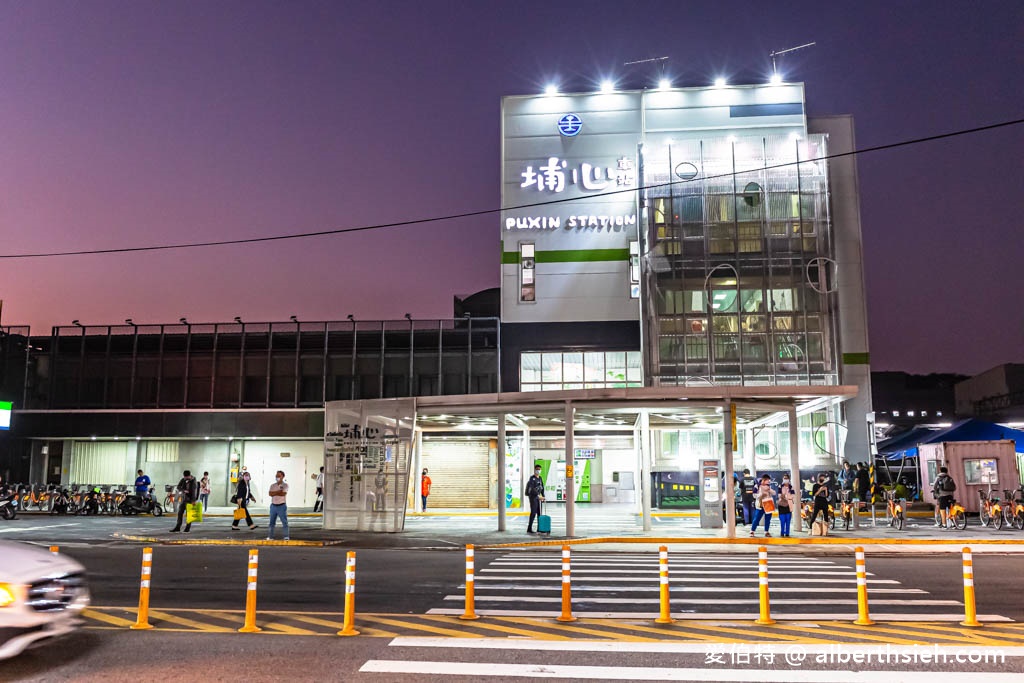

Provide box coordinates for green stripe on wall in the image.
[501,248,629,265]
[842,352,871,365]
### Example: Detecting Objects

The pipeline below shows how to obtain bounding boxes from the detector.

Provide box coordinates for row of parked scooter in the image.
[0,483,166,520]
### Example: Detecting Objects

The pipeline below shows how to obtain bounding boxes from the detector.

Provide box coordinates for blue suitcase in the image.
[537,512,551,534]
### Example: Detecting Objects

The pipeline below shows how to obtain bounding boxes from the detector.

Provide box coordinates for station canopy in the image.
[412,385,858,432]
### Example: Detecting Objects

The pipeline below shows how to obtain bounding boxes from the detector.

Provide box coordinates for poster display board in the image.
[324,399,414,532]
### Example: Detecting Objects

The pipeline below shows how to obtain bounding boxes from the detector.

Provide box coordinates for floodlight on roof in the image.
[714,76,727,88]
[600,80,614,93]
[658,77,671,90]
[544,84,558,96]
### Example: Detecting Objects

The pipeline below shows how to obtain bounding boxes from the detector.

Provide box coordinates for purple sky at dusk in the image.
[0,1,1021,375]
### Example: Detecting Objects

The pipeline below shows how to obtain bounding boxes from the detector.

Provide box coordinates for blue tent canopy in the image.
[879,419,1024,461]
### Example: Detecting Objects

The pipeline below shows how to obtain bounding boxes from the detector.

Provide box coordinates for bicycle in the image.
[1002,486,1024,531]
[837,490,853,531]
[163,484,179,511]
[948,499,967,530]
[978,488,1004,530]
[884,489,905,531]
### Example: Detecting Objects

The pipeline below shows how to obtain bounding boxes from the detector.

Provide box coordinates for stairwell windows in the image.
[629,241,640,298]
[520,243,535,302]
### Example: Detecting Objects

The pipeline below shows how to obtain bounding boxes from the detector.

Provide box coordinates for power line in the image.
[1,117,1021,260]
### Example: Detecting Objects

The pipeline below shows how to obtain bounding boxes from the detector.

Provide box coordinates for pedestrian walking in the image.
[169,470,199,533]
[749,475,776,537]
[374,466,388,512]
[777,473,797,537]
[808,474,831,528]
[739,468,757,526]
[267,470,290,541]
[525,464,545,534]
[420,468,432,511]
[199,472,211,511]
[932,465,957,529]
[312,466,325,513]
[230,472,258,531]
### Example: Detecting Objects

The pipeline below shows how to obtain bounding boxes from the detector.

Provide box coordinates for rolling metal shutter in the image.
[69,441,135,486]
[421,440,490,508]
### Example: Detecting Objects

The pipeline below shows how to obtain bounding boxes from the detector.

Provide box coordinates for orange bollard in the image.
[853,546,874,625]
[960,546,982,628]
[655,545,673,624]
[755,546,775,625]
[49,545,59,554]
[459,544,480,620]
[238,549,261,633]
[556,545,577,623]
[130,547,154,630]
[337,551,360,636]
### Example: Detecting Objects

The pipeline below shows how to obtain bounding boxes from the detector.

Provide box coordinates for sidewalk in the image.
[110,504,1024,553]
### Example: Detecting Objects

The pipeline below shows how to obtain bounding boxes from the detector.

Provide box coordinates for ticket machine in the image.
[699,459,724,528]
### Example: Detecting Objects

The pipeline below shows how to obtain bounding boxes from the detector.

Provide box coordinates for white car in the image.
[0,541,90,660]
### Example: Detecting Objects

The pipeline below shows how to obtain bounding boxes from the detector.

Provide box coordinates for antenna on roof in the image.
[769,42,816,75]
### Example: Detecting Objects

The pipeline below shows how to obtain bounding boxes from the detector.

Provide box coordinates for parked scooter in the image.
[117,489,164,516]
[0,491,17,520]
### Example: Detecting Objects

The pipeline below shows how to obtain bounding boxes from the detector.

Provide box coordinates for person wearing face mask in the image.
[230,471,258,531]
[267,470,290,541]
[777,473,798,537]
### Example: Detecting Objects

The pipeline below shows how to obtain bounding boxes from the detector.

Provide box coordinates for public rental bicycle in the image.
[884,489,905,531]
[948,499,968,530]
[838,490,854,531]
[978,488,1004,530]
[1002,486,1024,530]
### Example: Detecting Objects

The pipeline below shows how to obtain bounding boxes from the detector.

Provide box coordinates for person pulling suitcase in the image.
[526,465,546,534]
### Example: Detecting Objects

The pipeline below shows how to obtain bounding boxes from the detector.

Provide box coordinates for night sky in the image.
[0,1,1020,375]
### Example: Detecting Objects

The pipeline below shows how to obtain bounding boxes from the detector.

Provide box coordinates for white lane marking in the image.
[424,608,1013,621]
[0,523,82,533]
[358,660,1019,680]
[480,569,859,576]
[472,576,896,583]
[387,637,1024,656]
[442,595,961,606]
[460,585,924,594]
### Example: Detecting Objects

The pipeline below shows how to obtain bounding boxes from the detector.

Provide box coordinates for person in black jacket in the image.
[525,465,545,534]
[230,471,258,531]
[169,470,199,533]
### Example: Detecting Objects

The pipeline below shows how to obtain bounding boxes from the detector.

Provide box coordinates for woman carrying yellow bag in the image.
[230,472,258,531]
[749,474,777,538]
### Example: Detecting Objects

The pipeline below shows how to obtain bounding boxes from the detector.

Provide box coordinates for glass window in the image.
[562,353,584,383]
[605,352,627,384]
[626,352,642,382]
[963,459,999,486]
[584,353,605,382]
[520,353,541,383]
[541,353,562,383]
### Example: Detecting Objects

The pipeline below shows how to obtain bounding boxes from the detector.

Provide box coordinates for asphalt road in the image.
[17,544,1024,621]
[5,630,1023,682]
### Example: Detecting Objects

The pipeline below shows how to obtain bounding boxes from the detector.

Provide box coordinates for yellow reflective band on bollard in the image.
[130,547,154,630]
[556,545,577,623]
[337,551,360,636]
[960,546,982,628]
[655,545,673,624]
[239,549,261,633]
[459,544,479,621]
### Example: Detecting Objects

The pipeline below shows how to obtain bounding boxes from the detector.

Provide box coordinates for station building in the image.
[0,80,872,531]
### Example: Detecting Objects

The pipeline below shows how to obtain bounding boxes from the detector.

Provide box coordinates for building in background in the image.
[871,371,966,437]
[955,363,1024,425]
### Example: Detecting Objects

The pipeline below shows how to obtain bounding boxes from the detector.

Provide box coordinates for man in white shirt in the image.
[312,466,324,513]
[267,470,290,540]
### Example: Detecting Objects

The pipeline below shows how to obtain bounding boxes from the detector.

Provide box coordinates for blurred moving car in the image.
[0,541,90,660]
